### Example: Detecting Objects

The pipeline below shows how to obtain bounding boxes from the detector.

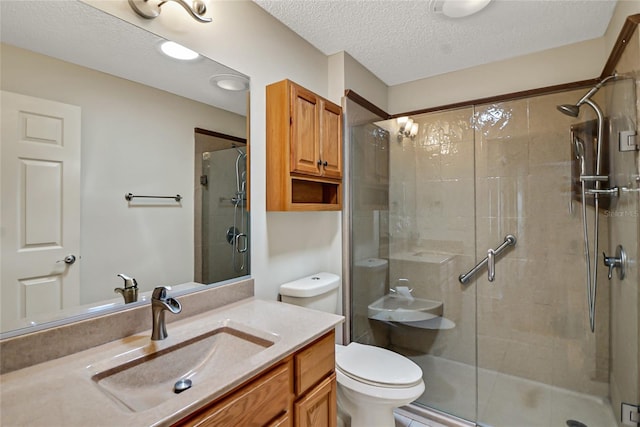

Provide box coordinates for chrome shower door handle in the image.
[487,248,496,282]
[235,233,248,253]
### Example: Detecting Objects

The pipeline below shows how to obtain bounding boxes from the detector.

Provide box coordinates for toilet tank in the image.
[354,258,388,296]
[279,272,340,314]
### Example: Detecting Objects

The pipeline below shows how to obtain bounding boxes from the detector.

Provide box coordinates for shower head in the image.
[557,104,580,117]
[556,73,618,117]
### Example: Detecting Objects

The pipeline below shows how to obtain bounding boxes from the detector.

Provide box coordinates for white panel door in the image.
[1,91,81,330]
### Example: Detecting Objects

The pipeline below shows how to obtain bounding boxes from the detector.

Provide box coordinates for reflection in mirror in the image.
[0,1,249,337]
[193,129,249,284]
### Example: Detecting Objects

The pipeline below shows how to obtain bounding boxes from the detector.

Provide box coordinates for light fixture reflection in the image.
[159,41,199,60]
[431,0,492,18]
[210,74,250,92]
[397,116,419,141]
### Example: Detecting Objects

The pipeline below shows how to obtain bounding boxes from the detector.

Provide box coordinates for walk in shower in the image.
[344,75,638,426]
[195,132,249,284]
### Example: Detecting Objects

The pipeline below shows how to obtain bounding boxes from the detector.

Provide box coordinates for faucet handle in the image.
[117,273,138,289]
[603,245,627,281]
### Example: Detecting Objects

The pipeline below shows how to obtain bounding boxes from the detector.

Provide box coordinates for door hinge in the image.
[619,130,638,152]
[622,402,640,426]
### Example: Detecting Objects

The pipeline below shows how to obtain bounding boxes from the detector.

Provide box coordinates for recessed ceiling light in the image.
[209,74,250,92]
[159,41,199,61]
[431,0,492,18]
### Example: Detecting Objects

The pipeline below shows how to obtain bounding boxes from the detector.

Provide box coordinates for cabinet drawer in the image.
[178,361,292,427]
[294,331,335,397]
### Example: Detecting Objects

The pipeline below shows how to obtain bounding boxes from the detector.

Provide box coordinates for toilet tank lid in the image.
[279,272,340,298]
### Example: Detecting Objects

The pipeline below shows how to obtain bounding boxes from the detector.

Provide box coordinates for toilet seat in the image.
[336,343,423,388]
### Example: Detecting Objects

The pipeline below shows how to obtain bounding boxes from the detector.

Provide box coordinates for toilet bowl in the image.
[279,273,425,427]
[335,342,425,427]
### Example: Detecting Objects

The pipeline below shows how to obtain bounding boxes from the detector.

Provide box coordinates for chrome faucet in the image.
[114,273,138,303]
[151,286,182,340]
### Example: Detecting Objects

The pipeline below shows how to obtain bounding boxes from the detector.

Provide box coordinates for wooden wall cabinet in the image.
[175,331,336,427]
[266,79,343,211]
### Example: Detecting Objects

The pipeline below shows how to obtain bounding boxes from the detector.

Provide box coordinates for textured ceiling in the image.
[1,1,248,116]
[253,0,618,86]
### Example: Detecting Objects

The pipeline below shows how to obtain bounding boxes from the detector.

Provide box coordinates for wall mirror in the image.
[0,0,250,337]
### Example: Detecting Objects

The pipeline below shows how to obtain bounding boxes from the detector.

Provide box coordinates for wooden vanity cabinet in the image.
[266,79,343,211]
[175,361,292,427]
[174,330,336,427]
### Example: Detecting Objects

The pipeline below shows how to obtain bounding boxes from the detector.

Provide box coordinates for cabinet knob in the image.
[323,161,328,167]
[317,159,322,166]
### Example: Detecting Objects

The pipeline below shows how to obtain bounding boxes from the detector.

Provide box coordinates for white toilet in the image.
[279,272,425,427]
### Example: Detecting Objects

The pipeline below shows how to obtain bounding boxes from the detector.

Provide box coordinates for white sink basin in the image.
[368,294,443,322]
[87,319,276,412]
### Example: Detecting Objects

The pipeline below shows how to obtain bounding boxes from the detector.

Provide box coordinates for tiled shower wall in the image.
[388,87,613,399]
[606,24,640,427]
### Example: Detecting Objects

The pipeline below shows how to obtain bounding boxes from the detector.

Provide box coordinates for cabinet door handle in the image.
[323,161,328,167]
[317,159,322,166]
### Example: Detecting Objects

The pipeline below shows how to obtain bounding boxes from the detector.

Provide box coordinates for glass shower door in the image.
[474,92,617,427]
[347,101,480,423]
[387,107,478,422]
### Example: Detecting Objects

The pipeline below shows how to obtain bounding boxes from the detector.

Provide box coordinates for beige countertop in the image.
[0,298,343,427]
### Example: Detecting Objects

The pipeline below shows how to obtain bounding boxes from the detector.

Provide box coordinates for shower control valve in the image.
[603,245,627,280]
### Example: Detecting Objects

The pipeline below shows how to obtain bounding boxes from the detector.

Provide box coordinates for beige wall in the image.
[343,52,389,112]
[0,43,246,304]
[329,51,389,112]
[387,38,607,114]
[605,23,640,427]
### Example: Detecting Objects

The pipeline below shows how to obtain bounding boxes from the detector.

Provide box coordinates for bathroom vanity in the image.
[0,297,342,427]
[176,330,336,426]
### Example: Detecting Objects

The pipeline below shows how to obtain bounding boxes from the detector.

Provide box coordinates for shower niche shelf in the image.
[266,79,342,211]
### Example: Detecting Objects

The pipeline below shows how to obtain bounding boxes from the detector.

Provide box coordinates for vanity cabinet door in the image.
[294,374,337,427]
[176,361,292,427]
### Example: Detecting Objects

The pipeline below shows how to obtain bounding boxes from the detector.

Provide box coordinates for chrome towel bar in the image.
[125,193,182,202]
[459,234,517,284]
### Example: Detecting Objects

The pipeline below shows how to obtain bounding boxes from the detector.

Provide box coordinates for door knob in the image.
[57,254,77,265]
